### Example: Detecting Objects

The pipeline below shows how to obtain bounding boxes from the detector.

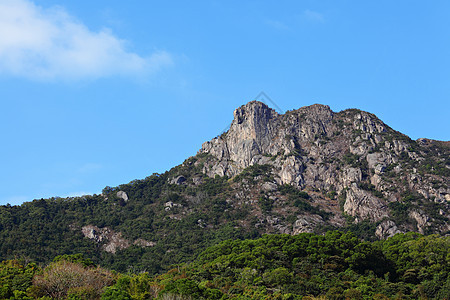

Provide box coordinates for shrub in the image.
[101,286,132,300]
[32,261,115,299]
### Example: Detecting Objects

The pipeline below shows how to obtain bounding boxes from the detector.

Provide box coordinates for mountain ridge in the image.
[197,101,448,235]
[0,100,448,273]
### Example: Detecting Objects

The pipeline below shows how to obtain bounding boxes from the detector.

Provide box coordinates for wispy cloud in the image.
[0,0,173,81]
[302,9,325,23]
[265,19,290,31]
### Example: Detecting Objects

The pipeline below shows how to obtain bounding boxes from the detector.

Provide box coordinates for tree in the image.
[32,261,114,299]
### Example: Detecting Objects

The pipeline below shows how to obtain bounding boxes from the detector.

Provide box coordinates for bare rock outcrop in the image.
[134,239,156,247]
[292,215,324,234]
[82,225,129,254]
[375,220,402,239]
[200,101,334,181]
[409,210,431,234]
[197,101,450,233]
[169,175,187,185]
[81,225,154,254]
[344,185,389,222]
[116,191,128,202]
[366,152,388,174]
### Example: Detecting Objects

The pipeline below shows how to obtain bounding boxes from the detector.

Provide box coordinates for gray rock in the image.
[409,210,430,234]
[81,225,129,254]
[366,152,388,174]
[164,201,182,211]
[344,185,388,222]
[262,182,278,192]
[341,167,362,186]
[292,215,323,234]
[116,191,128,202]
[200,102,333,179]
[170,175,187,185]
[280,156,304,185]
[133,239,155,247]
[192,176,203,185]
[375,220,402,239]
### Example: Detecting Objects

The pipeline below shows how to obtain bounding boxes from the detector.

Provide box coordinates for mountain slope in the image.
[0,101,448,273]
[200,101,449,236]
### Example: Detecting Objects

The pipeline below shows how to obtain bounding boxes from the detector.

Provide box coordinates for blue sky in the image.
[1,0,449,205]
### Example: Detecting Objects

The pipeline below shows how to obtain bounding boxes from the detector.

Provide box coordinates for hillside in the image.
[1,232,449,299]
[0,101,449,274]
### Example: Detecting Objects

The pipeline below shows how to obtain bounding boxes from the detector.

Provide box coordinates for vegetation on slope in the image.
[1,232,449,299]
[0,156,261,274]
[0,130,448,275]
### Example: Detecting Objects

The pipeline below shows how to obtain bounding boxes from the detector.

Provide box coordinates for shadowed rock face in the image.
[199,101,450,236]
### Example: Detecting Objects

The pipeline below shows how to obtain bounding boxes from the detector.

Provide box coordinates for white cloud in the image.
[303,9,325,23]
[0,0,173,80]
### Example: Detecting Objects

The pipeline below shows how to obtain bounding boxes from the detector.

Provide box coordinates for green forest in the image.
[1,145,449,300]
[0,167,260,274]
[2,153,445,277]
[1,232,449,299]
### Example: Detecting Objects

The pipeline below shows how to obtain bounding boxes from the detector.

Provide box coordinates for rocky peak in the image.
[200,102,336,177]
[226,101,279,166]
[197,101,449,236]
[231,101,278,132]
[201,101,280,175]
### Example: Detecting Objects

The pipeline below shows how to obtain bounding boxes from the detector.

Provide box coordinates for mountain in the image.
[199,101,449,236]
[0,101,448,273]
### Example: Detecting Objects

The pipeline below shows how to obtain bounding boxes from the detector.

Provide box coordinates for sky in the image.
[1,0,449,205]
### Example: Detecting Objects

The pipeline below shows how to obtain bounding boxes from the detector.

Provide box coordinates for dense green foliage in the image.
[1,232,448,299]
[0,159,257,274]
[0,155,365,275]
[0,260,38,299]
[157,232,450,299]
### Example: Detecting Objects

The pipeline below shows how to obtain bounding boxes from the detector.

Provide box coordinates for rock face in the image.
[409,210,431,234]
[169,175,187,185]
[200,102,335,184]
[81,225,129,254]
[343,184,388,222]
[81,225,154,254]
[292,215,324,234]
[198,101,450,235]
[375,220,402,239]
[116,191,128,202]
